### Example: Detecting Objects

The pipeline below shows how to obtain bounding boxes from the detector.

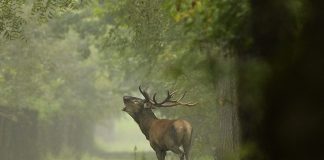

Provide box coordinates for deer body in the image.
[122,87,196,160]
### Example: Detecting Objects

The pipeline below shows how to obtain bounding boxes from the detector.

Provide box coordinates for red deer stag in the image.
[122,86,196,160]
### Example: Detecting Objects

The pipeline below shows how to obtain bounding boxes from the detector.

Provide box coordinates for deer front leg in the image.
[151,142,166,160]
[155,150,166,160]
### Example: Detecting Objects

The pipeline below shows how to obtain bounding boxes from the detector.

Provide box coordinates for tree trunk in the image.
[238,0,324,159]
[214,59,240,160]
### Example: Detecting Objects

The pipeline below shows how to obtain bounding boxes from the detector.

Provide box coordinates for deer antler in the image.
[152,90,197,107]
[139,86,154,103]
[152,90,177,105]
[139,86,197,108]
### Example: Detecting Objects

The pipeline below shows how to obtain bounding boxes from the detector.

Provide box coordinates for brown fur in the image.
[123,96,193,160]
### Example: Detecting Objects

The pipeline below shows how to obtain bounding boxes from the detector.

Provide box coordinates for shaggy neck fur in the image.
[131,109,157,140]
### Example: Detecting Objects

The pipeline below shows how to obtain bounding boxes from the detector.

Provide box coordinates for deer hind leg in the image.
[183,142,191,160]
[183,127,193,160]
[182,136,191,160]
[170,146,185,160]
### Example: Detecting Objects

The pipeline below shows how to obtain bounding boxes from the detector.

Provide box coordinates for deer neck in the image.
[132,109,157,140]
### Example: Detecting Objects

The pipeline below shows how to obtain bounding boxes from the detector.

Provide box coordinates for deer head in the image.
[122,86,196,114]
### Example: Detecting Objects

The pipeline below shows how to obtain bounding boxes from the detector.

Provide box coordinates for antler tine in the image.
[152,90,173,105]
[155,101,197,107]
[177,101,198,106]
[139,86,152,102]
[169,90,177,97]
[152,93,158,104]
[175,91,186,102]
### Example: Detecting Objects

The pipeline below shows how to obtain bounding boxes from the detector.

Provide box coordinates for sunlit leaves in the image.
[0,0,88,40]
[0,0,26,39]
[31,0,84,22]
[166,0,250,49]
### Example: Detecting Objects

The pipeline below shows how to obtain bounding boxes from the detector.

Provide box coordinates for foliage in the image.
[166,0,251,51]
[0,4,118,159]
[0,0,88,40]
[0,28,110,120]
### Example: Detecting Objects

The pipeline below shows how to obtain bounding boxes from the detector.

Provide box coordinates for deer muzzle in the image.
[122,96,131,111]
[123,96,131,103]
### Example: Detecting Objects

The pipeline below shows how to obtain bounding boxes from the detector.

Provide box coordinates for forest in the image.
[0,0,323,160]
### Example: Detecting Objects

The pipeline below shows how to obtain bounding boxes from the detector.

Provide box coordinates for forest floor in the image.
[96,151,180,160]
